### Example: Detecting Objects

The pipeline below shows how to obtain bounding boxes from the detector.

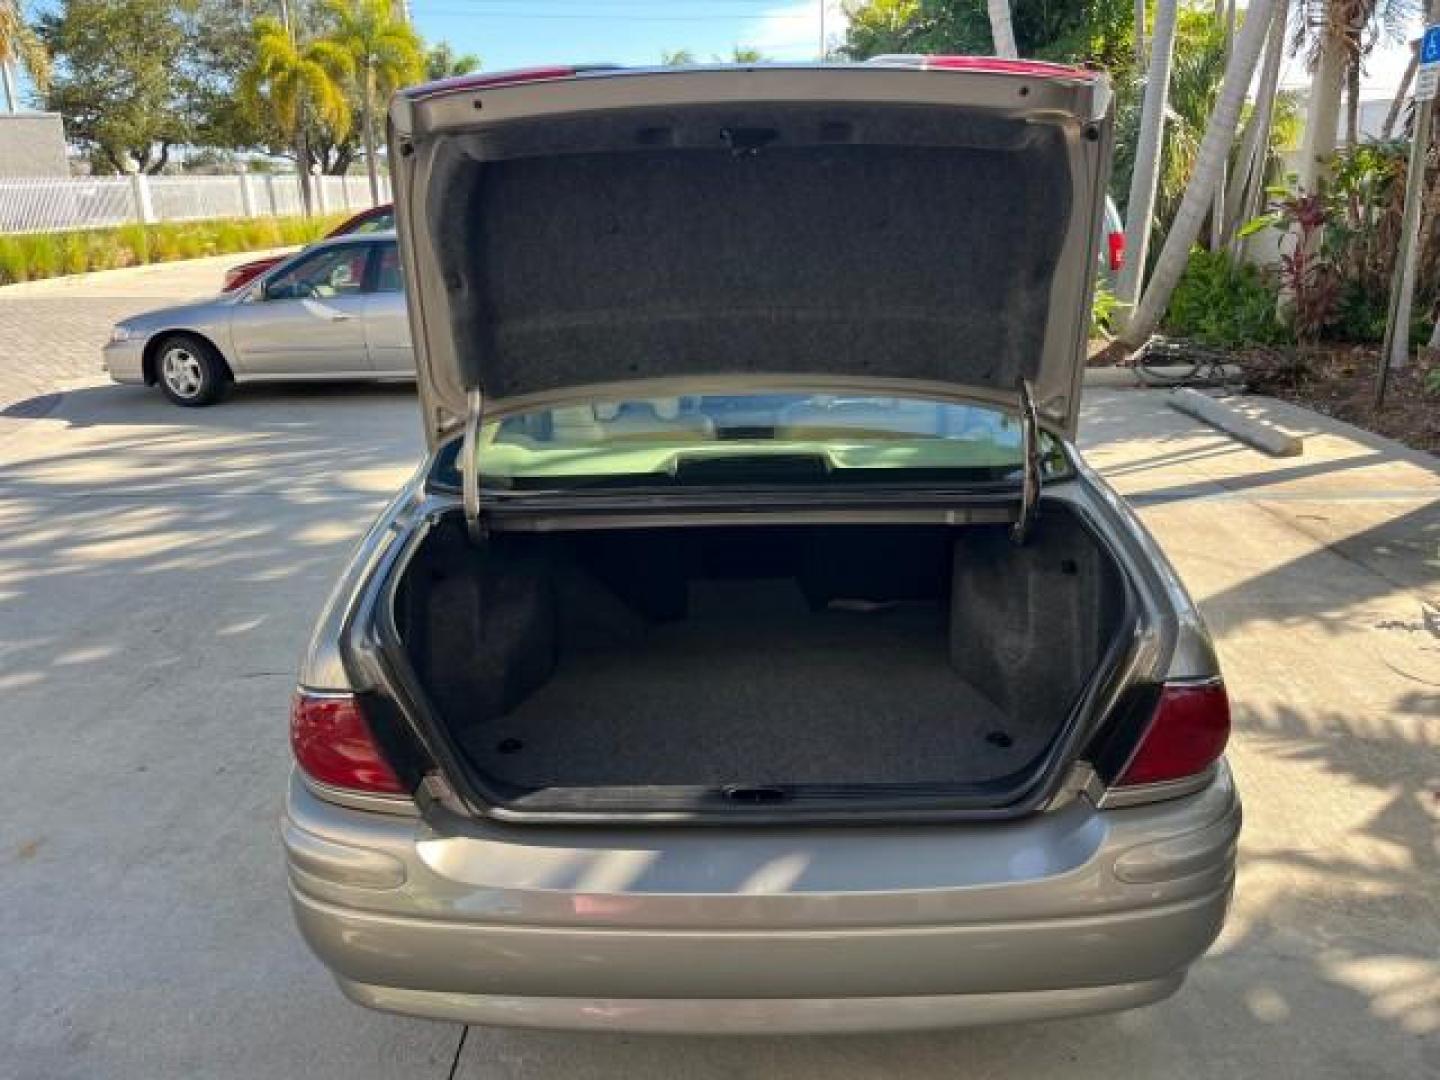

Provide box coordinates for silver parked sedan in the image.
[284,60,1239,1034]
[103,232,412,405]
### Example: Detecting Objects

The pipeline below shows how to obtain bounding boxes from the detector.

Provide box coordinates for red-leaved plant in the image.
[1272,192,1340,345]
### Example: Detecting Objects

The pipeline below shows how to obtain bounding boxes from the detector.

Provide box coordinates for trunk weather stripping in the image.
[1011,378,1041,545]
[461,387,485,542]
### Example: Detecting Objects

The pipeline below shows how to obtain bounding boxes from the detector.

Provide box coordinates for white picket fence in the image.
[0,172,391,235]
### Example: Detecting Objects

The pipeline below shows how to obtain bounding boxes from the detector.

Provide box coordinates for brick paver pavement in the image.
[0,249,292,417]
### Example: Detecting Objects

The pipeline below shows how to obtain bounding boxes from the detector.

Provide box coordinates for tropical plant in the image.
[1164,248,1285,346]
[729,46,767,62]
[326,0,423,203]
[425,40,480,81]
[841,1,1134,71]
[1270,191,1341,344]
[1,0,51,111]
[1121,0,1279,345]
[1327,141,1406,310]
[1113,8,1228,238]
[1293,1,1415,192]
[1091,282,1127,337]
[661,48,696,66]
[241,14,353,214]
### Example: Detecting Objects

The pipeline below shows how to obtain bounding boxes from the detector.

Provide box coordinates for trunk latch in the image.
[1011,378,1041,546]
[722,784,790,805]
[461,386,485,542]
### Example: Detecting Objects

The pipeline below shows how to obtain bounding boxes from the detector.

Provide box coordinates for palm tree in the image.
[426,41,480,82]
[326,0,423,204]
[730,46,767,63]
[1115,0,1179,326]
[986,0,1018,58]
[1297,1,1413,190]
[1224,0,1289,250]
[242,15,353,216]
[661,48,696,66]
[1121,0,1280,346]
[1,0,50,114]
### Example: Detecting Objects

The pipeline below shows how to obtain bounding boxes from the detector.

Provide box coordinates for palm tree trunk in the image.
[1115,0,1180,324]
[1300,32,1346,192]
[1121,0,1279,347]
[1,60,17,114]
[1210,0,1239,250]
[986,1,1018,59]
[362,73,380,205]
[1382,43,1418,141]
[1224,0,1287,250]
[1346,55,1361,149]
[297,119,313,217]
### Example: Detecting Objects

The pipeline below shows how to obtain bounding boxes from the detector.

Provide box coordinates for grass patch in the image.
[0,213,349,286]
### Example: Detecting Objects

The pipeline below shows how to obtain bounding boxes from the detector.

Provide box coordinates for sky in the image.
[7,1,1428,105]
[407,0,1420,93]
[406,0,848,69]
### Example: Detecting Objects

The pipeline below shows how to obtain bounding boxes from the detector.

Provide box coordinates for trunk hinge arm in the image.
[1011,378,1041,546]
[461,387,486,543]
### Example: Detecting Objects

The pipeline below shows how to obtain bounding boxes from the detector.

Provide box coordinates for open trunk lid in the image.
[388,61,1114,447]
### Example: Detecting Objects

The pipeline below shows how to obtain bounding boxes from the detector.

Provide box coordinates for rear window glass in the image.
[469,392,1064,488]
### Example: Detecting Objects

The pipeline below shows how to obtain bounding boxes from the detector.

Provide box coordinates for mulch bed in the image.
[1241,344,1439,457]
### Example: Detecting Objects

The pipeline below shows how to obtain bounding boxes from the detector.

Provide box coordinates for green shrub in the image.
[20,234,60,280]
[1164,249,1288,347]
[86,230,124,271]
[58,232,89,275]
[115,222,150,265]
[1330,280,1430,346]
[0,237,28,283]
[0,213,355,286]
[1091,283,1125,337]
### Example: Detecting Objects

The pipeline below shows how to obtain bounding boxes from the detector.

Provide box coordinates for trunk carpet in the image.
[463,580,1049,789]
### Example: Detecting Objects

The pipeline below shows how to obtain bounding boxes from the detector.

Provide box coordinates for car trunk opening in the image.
[386,507,1131,818]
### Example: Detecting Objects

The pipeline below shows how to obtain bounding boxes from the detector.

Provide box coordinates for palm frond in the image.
[1,0,51,89]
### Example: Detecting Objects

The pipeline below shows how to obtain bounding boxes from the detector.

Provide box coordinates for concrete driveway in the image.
[1,264,1436,1078]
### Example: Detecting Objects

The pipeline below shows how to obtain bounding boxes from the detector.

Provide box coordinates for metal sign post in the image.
[1377,22,1440,408]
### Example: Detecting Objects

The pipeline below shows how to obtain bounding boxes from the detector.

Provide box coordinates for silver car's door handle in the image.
[330,312,354,322]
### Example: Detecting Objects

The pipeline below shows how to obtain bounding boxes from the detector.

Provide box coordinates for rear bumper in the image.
[284,765,1239,1032]
[334,974,1186,1033]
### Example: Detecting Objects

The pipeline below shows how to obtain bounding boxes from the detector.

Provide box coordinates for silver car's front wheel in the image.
[154,335,227,407]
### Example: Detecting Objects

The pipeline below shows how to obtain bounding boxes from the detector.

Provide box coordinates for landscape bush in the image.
[1163,248,1288,348]
[0,214,345,286]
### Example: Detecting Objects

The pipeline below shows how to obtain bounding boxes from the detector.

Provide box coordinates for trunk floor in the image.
[464,583,1048,789]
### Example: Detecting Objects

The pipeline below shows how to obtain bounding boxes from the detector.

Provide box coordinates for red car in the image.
[220,203,394,293]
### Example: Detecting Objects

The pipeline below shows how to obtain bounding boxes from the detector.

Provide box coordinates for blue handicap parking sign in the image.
[1423,25,1440,65]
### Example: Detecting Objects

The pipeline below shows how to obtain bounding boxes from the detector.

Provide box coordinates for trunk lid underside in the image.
[390,66,1114,443]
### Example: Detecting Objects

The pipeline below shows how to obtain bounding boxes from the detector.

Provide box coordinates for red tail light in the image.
[1116,681,1230,787]
[290,692,406,795]
[1107,230,1126,271]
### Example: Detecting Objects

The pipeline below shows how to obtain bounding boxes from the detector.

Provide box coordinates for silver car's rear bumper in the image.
[333,974,1186,1032]
[285,765,1238,1033]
